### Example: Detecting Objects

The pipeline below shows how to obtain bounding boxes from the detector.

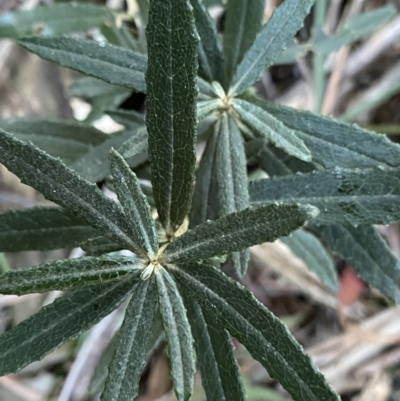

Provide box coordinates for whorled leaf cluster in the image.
[0,0,399,400]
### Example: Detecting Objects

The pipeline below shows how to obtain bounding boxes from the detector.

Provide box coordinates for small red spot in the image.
[338,266,366,306]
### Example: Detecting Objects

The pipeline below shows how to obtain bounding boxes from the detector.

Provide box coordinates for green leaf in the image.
[184,298,245,401]
[101,280,157,401]
[190,123,219,228]
[100,20,140,51]
[71,129,147,183]
[172,262,339,401]
[0,277,137,375]
[313,6,396,56]
[250,166,400,226]
[19,37,147,93]
[0,118,107,164]
[197,99,221,120]
[216,113,250,275]
[0,255,142,295]
[0,207,97,252]
[230,0,314,95]
[146,0,198,234]
[315,224,400,304]
[110,150,158,258]
[257,142,315,177]
[118,127,148,159]
[189,0,224,83]
[0,3,113,39]
[107,109,145,129]
[69,77,130,100]
[0,129,140,252]
[251,97,400,169]
[232,99,311,162]
[281,230,338,291]
[223,0,265,87]
[156,268,195,401]
[80,236,122,256]
[167,203,318,263]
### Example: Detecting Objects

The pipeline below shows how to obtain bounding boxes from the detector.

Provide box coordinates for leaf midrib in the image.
[251,193,400,205]
[167,210,306,261]
[0,279,131,360]
[12,154,137,251]
[113,283,148,399]
[178,268,318,400]
[232,1,304,93]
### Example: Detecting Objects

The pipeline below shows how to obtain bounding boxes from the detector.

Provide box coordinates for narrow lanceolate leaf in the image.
[0,3,113,39]
[110,150,158,258]
[230,0,314,94]
[0,277,137,375]
[172,263,339,401]
[223,0,265,87]
[232,99,311,162]
[69,77,130,99]
[0,118,107,164]
[0,207,97,252]
[156,268,195,401]
[189,0,224,82]
[118,127,148,158]
[0,129,139,253]
[315,225,400,304]
[102,280,157,401]
[250,166,400,226]
[184,298,245,401]
[107,109,145,128]
[80,236,122,256]
[71,129,147,183]
[257,142,315,177]
[0,256,142,295]
[216,114,250,275]
[19,37,147,93]
[313,6,396,56]
[146,0,198,234]
[189,124,219,228]
[197,99,221,121]
[281,230,338,291]
[167,203,318,263]
[251,97,400,169]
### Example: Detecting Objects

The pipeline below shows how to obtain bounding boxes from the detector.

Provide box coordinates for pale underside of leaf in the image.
[232,98,311,162]
[314,224,400,304]
[189,123,219,228]
[230,0,315,94]
[156,268,195,401]
[172,263,339,401]
[0,277,138,375]
[184,297,245,401]
[166,203,318,263]
[0,207,97,252]
[0,129,140,252]
[250,166,400,226]
[110,150,158,258]
[101,280,157,401]
[216,113,250,275]
[0,255,142,295]
[281,229,338,291]
[146,0,199,234]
